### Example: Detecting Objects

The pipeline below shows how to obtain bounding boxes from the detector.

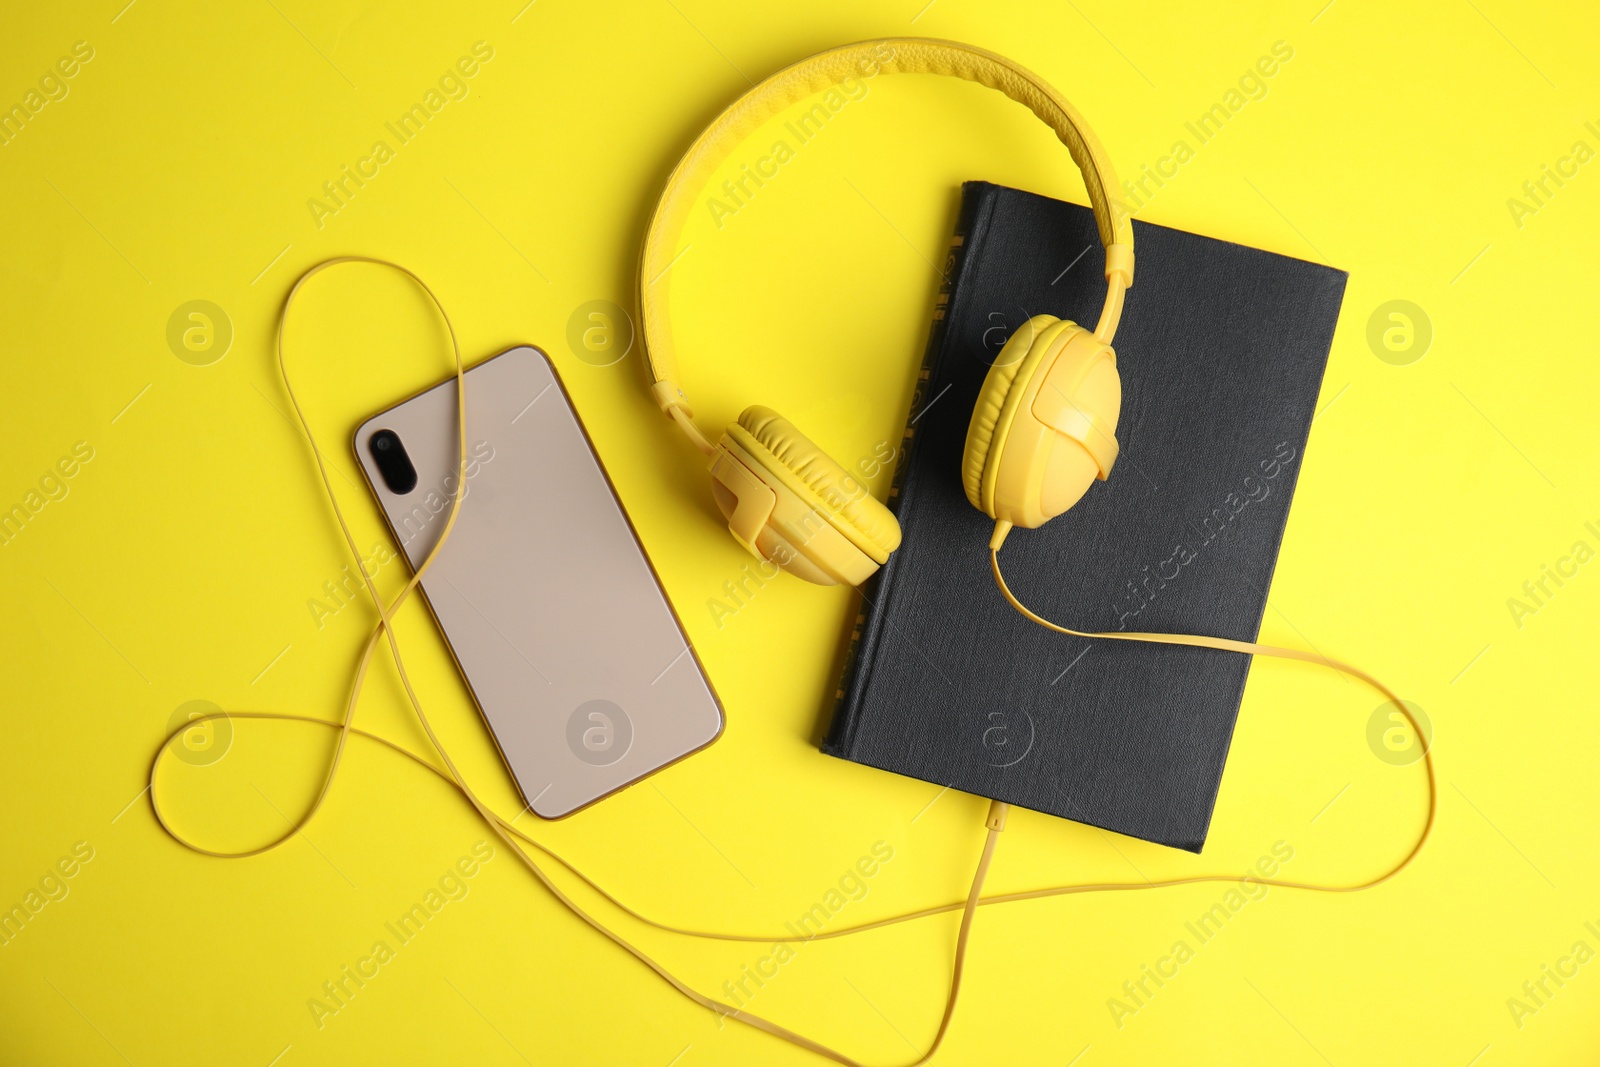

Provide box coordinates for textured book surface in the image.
[824,182,1346,852]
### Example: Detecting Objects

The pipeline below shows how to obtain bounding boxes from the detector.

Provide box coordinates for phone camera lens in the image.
[369,430,418,494]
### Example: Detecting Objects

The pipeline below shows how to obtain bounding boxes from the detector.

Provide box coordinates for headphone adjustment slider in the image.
[650,379,695,419]
[1104,242,1135,288]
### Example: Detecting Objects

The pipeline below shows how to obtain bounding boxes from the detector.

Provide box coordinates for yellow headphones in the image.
[638,37,1135,584]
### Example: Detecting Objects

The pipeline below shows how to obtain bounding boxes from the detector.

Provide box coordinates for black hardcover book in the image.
[824,182,1346,852]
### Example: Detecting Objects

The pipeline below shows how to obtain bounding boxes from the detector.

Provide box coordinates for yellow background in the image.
[2,0,1597,1063]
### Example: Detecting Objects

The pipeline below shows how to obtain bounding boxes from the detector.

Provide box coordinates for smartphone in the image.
[353,345,723,818]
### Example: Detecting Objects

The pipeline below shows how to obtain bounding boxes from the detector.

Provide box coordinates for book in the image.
[823,182,1346,852]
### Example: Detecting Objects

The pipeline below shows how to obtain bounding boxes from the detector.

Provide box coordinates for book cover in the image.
[823,181,1346,852]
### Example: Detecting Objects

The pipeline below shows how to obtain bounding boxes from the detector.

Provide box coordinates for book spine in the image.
[822,183,999,759]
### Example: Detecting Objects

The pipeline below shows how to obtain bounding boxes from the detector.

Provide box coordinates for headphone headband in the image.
[638,37,1135,427]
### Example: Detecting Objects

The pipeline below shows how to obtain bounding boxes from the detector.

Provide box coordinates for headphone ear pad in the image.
[962,316,1070,514]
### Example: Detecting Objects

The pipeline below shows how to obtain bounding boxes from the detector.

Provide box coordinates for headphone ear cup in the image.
[962,319,1121,529]
[963,316,1073,516]
[708,407,902,586]
[963,315,1058,513]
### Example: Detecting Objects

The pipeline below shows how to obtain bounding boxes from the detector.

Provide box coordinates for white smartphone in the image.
[353,345,723,818]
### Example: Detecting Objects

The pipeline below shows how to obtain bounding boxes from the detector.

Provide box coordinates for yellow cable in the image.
[147,258,1433,1066]
[988,546,1437,894]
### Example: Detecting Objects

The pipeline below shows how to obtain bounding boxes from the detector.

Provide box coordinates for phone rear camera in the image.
[369,429,418,494]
